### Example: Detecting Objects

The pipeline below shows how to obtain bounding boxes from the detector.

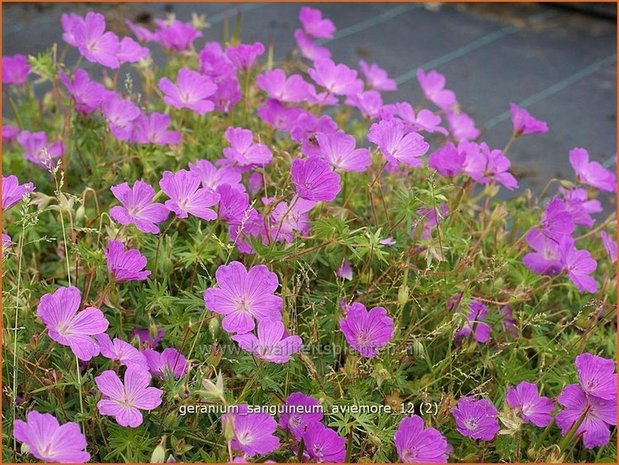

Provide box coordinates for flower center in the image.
[464,418,478,431]
[235,296,252,313]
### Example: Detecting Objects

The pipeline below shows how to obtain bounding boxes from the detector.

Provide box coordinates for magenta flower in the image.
[2,234,12,257]
[394,415,449,463]
[189,159,242,192]
[232,319,303,363]
[59,68,110,115]
[559,237,598,293]
[308,58,363,96]
[257,99,305,132]
[501,305,518,337]
[380,103,447,135]
[299,7,335,39]
[417,69,456,111]
[291,112,338,157]
[556,384,616,449]
[522,228,563,276]
[316,130,371,172]
[110,180,169,234]
[267,197,315,243]
[465,143,518,190]
[204,261,283,334]
[294,29,332,62]
[223,127,273,167]
[339,302,394,358]
[279,392,324,440]
[452,298,491,344]
[37,286,109,361]
[2,175,34,211]
[368,119,429,167]
[291,157,341,202]
[3,124,20,142]
[600,231,617,262]
[541,198,575,242]
[212,78,242,113]
[447,111,480,142]
[225,42,265,71]
[17,130,64,169]
[217,186,249,226]
[359,60,396,91]
[569,147,616,193]
[575,353,617,401]
[132,112,181,146]
[199,42,235,80]
[69,12,120,69]
[159,169,220,221]
[155,18,202,51]
[509,103,549,136]
[452,397,499,441]
[256,69,314,103]
[14,411,90,463]
[95,367,163,428]
[415,204,449,240]
[428,142,465,177]
[117,37,149,64]
[125,19,159,43]
[560,187,602,228]
[96,333,148,370]
[302,422,346,463]
[2,54,30,85]
[105,240,150,282]
[159,68,216,115]
[101,94,142,141]
[345,90,383,119]
[505,381,554,427]
[131,326,165,349]
[335,259,353,280]
[144,348,189,379]
[223,405,280,456]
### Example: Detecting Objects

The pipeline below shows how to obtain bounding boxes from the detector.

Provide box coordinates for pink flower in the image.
[222,127,273,167]
[132,112,181,146]
[359,60,396,91]
[125,19,159,43]
[159,170,220,221]
[575,353,617,401]
[105,240,150,282]
[159,68,216,115]
[509,103,548,136]
[37,286,109,361]
[17,130,64,169]
[452,298,491,344]
[600,231,617,262]
[223,405,280,456]
[95,367,163,427]
[316,130,371,172]
[505,381,554,427]
[339,302,394,358]
[101,94,142,141]
[14,411,90,462]
[522,228,563,276]
[117,37,149,64]
[291,157,341,202]
[257,99,305,132]
[225,42,265,71]
[394,415,449,463]
[203,261,283,334]
[110,180,169,234]
[154,18,202,51]
[464,142,518,190]
[2,175,34,211]
[294,29,332,62]
[452,397,499,441]
[188,159,243,192]
[560,187,602,228]
[569,147,616,193]
[559,236,598,293]
[267,196,315,243]
[301,422,346,462]
[232,319,303,363]
[308,58,363,96]
[59,68,110,114]
[299,7,335,39]
[69,12,121,69]
[279,392,323,440]
[368,119,429,167]
[95,333,149,370]
[417,69,456,111]
[345,90,383,119]
[199,42,235,80]
[335,259,353,280]
[428,142,465,177]
[256,69,315,103]
[3,124,20,142]
[447,111,480,142]
[144,347,188,379]
[291,112,338,157]
[2,54,30,85]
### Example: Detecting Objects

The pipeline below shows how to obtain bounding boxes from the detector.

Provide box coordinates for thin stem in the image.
[75,356,85,431]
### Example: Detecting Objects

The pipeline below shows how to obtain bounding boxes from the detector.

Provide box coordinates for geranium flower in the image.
[368,119,429,168]
[2,234,12,257]
[522,228,563,276]
[222,127,273,167]
[394,415,449,463]
[556,384,616,449]
[256,69,315,103]
[212,78,242,113]
[291,157,341,202]
[131,326,165,349]
[223,405,280,457]
[95,333,148,370]
[132,112,181,146]
[308,58,363,96]
[279,392,323,440]
[117,37,149,64]
[359,60,396,91]
[105,240,150,282]
[154,18,202,51]
[232,319,303,363]
[68,12,121,69]
[37,286,109,361]
[540,198,575,242]
[335,259,353,280]
[2,54,30,85]
[505,381,554,427]
[144,348,188,379]
[101,94,142,141]
[415,204,449,240]
[110,180,169,234]
[17,130,64,169]
[204,261,283,334]
[299,7,335,39]
[465,143,518,190]
[14,411,90,463]
[559,237,598,293]
[559,187,602,228]
[2,175,34,211]
[159,68,216,115]
[301,422,346,463]
[95,367,163,428]
[294,29,332,62]
[345,90,383,119]
[225,42,265,71]
[267,196,315,243]
[125,19,160,43]
[199,42,235,80]
[600,231,617,262]
[575,353,617,400]
[159,169,220,221]
[452,397,499,441]
[339,302,394,358]
[315,129,371,172]
[428,142,465,177]
[291,112,338,157]
[509,103,549,136]
[446,111,480,141]
[59,68,110,115]
[569,147,616,192]
[3,124,20,142]
[452,298,491,344]
[188,160,243,192]
[257,98,304,132]
[501,305,518,337]
[217,185,250,224]
[416,69,456,111]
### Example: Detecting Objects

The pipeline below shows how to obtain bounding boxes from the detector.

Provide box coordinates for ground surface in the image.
[2,2,617,190]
